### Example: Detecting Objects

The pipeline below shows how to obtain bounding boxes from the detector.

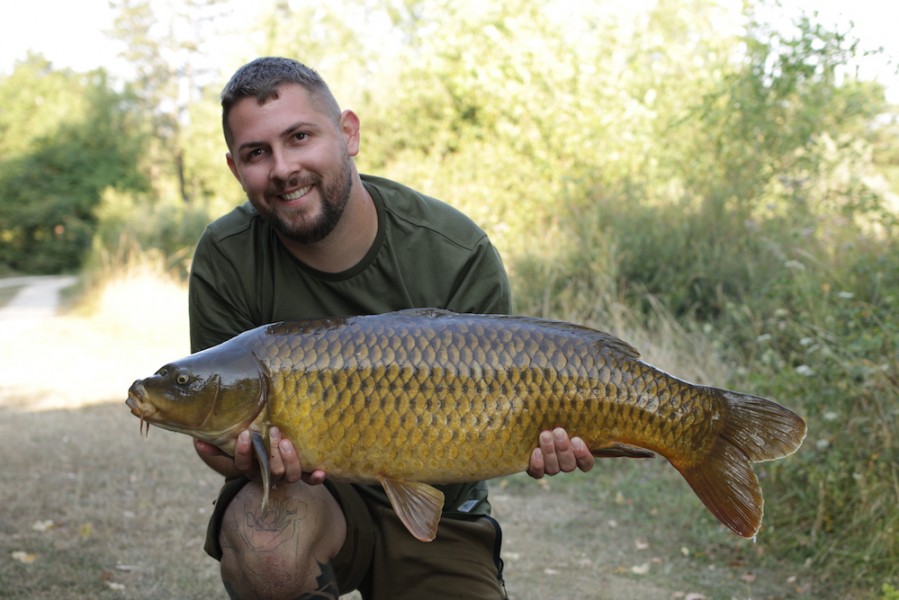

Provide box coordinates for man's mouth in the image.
[281,185,312,202]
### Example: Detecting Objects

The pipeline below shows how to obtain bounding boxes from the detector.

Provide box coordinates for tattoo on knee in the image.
[247,497,309,533]
[236,497,309,553]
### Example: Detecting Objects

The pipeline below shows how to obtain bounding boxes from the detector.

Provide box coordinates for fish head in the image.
[126,342,267,454]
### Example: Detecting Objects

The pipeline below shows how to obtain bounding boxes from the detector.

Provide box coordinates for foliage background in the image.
[1,0,895,596]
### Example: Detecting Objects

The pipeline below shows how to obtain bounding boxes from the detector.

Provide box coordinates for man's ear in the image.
[226,152,241,181]
[340,109,361,157]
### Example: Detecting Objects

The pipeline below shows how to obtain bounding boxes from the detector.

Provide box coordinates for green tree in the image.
[0,59,147,273]
[109,0,229,204]
[0,54,82,161]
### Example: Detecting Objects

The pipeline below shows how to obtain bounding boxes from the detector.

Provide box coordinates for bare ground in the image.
[0,276,821,599]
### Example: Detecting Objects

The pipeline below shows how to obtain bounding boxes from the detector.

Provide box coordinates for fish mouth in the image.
[126,381,157,436]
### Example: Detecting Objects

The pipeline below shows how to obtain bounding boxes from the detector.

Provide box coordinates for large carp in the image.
[126,309,806,542]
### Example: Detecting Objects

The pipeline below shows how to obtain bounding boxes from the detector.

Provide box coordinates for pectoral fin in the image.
[591,442,655,459]
[380,479,444,542]
[250,431,271,512]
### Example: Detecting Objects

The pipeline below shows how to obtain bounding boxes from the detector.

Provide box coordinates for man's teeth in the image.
[283,186,311,201]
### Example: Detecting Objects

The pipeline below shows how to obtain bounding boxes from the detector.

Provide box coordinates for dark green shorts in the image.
[205,477,507,599]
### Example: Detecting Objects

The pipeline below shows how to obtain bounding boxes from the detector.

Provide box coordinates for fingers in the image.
[194,438,225,458]
[527,428,594,479]
[535,429,573,476]
[571,436,595,473]
[267,427,287,479]
[277,434,304,484]
[302,469,327,486]
[232,427,322,486]
[551,428,578,473]
[233,430,256,475]
[527,446,545,479]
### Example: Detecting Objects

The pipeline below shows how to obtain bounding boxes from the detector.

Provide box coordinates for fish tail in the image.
[676,389,807,538]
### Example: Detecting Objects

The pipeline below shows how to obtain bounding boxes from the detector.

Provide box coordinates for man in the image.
[189,57,594,599]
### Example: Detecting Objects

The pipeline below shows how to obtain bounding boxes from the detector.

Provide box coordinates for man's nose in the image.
[270,149,298,182]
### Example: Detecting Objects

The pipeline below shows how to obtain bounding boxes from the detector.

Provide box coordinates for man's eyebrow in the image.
[236,121,321,153]
[280,120,321,138]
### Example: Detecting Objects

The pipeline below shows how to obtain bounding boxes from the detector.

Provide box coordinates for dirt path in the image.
[0,275,77,328]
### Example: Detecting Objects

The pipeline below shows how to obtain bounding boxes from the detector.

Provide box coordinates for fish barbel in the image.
[126,309,806,542]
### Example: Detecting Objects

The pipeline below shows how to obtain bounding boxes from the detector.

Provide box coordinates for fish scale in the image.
[127,308,806,542]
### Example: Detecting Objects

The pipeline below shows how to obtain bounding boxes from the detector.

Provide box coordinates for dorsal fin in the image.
[489,314,642,359]
[390,309,642,359]
[393,308,456,319]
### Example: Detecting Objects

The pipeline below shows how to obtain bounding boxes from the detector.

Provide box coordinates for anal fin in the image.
[591,442,655,459]
[381,479,445,542]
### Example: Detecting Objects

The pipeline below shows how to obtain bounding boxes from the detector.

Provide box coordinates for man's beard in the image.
[265,158,354,244]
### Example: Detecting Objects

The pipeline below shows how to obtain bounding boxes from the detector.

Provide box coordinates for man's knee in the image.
[217,481,345,599]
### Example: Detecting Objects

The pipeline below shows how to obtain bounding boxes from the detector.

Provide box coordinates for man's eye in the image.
[292,132,307,142]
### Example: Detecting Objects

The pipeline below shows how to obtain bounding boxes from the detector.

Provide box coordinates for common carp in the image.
[126,309,806,542]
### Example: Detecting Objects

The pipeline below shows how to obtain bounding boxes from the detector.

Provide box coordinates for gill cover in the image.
[132,338,267,449]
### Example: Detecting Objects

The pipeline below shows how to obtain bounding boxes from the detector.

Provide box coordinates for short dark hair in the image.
[221,57,341,149]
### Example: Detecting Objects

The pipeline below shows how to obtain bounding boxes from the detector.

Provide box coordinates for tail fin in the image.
[676,390,807,538]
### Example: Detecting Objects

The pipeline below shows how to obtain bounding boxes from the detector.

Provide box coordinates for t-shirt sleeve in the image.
[444,236,512,316]
[188,228,257,352]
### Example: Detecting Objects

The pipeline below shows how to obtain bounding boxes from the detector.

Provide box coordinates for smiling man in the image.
[188,57,594,600]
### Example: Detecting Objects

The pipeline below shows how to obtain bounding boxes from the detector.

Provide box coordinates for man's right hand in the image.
[194,427,326,486]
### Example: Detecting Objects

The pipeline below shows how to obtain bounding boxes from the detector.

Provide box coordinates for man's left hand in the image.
[527,427,595,478]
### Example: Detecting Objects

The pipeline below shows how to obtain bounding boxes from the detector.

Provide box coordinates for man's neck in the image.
[277,175,378,273]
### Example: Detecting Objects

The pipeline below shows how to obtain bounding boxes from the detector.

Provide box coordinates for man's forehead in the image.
[239,82,312,109]
[229,85,329,133]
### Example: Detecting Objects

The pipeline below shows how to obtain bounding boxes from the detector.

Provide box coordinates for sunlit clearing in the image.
[94,271,188,339]
[0,271,189,412]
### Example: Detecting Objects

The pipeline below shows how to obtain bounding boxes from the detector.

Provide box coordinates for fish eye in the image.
[176,371,191,385]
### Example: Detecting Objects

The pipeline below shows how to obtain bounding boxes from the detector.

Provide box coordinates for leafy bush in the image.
[728,229,898,589]
[85,188,217,283]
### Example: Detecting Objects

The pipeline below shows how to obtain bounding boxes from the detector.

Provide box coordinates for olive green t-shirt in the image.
[188,173,512,514]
